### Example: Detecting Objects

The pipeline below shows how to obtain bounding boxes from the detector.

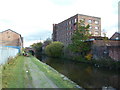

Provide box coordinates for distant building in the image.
[0,29,23,52]
[92,40,120,61]
[110,32,120,40]
[52,14,101,46]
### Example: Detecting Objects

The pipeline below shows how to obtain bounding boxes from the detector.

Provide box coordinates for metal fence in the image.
[0,46,19,65]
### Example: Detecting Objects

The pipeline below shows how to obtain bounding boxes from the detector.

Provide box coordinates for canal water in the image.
[38,56,120,88]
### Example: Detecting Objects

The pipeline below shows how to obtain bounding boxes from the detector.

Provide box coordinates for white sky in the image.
[0,0,119,47]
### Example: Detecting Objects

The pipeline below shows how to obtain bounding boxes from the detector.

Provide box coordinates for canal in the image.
[37,56,120,88]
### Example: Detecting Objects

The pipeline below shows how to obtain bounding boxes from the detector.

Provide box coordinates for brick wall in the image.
[0,30,23,47]
[92,40,120,61]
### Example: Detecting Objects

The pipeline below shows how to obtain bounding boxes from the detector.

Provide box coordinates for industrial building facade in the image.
[52,14,101,46]
[0,29,23,52]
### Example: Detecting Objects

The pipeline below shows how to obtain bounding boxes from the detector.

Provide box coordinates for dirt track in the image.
[24,57,58,88]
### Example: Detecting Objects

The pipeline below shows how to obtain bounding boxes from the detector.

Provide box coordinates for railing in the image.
[0,46,19,65]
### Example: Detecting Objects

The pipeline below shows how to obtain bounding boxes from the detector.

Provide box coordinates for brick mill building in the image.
[52,14,101,46]
[0,29,23,52]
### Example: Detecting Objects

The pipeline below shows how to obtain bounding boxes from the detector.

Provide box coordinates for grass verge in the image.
[30,56,81,88]
[2,56,25,88]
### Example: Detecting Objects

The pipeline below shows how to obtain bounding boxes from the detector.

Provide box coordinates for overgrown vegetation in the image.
[68,20,91,57]
[2,56,25,88]
[31,56,80,88]
[45,41,64,58]
[30,42,42,56]
[2,55,81,88]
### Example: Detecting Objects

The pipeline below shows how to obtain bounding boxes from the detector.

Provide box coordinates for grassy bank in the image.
[2,55,81,88]
[30,56,81,88]
[2,56,25,88]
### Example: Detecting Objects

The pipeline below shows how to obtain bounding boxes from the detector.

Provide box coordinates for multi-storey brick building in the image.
[0,29,23,52]
[52,14,101,46]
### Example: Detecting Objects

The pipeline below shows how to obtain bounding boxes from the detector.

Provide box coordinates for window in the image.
[95,31,99,35]
[95,20,99,24]
[95,26,99,30]
[71,20,74,24]
[69,21,71,25]
[66,27,68,30]
[116,37,119,40]
[80,18,85,22]
[75,18,77,23]
[88,19,92,23]
[89,31,92,34]
[80,23,85,26]
[8,36,10,38]
[89,25,92,29]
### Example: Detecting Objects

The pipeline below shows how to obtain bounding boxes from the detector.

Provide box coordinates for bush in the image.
[45,41,64,58]
[85,54,92,60]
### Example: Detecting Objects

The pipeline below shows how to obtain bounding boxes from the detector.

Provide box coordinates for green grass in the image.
[2,55,82,88]
[30,56,81,88]
[2,56,25,88]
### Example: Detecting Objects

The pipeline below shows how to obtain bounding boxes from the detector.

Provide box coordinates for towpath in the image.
[2,56,82,89]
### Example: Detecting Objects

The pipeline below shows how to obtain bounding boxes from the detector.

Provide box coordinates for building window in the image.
[75,18,77,23]
[69,21,71,25]
[80,18,85,22]
[95,31,99,35]
[67,32,68,36]
[89,31,92,34]
[71,19,74,24]
[88,19,92,23]
[80,23,85,26]
[94,20,99,24]
[66,27,68,30]
[8,36,10,38]
[95,26,99,30]
[116,37,119,40]
[89,25,92,29]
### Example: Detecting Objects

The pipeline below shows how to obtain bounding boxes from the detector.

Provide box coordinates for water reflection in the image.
[37,56,120,88]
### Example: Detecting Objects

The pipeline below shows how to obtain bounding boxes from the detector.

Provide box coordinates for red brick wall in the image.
[108,47,120,61]
[92,40,120,61]
[0,30,22,47]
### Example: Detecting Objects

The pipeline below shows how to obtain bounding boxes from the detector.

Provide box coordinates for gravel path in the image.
[24,57,58,88]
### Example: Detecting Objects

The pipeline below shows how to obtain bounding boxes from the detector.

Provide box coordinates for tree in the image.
[68,20,91,56]
[43,38,52,46]
[45,41,64,58]
[30,42,43,56]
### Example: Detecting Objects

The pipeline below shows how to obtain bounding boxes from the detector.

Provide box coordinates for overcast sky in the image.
[0,0,119,47]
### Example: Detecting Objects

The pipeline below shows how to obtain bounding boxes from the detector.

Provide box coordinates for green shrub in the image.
[45,42,64,58]
[85,54,92,61]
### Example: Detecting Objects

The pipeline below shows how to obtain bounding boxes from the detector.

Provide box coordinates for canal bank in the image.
[2,55,82,88]
[38,56,120,88]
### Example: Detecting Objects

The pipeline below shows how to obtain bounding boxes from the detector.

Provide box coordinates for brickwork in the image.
[0,29,23,48]
[53,14,101,46]
[92,40,120,61]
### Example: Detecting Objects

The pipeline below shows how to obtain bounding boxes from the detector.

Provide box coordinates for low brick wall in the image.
[92,40,120,61]
[108,46,120,61]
